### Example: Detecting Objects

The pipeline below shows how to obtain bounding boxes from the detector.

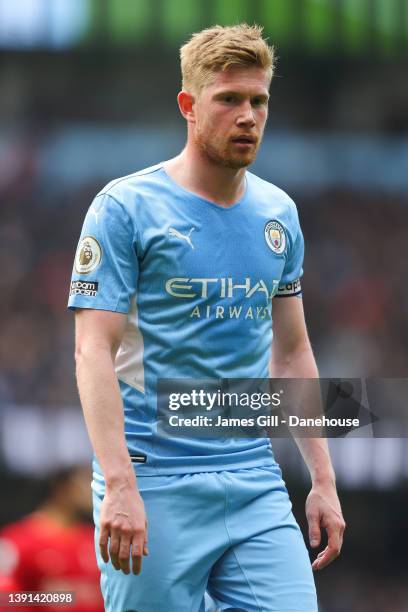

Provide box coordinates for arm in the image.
[75,308,148,575]
[270,296,346,571]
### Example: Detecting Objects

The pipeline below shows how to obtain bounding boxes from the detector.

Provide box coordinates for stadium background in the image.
[0,1,407,610]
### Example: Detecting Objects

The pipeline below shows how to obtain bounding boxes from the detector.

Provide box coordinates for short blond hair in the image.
[180,24,275,94]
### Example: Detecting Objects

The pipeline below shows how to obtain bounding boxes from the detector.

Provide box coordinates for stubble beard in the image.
[195,127,259,170]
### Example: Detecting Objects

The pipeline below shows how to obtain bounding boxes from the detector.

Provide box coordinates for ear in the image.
[177,91,196,123]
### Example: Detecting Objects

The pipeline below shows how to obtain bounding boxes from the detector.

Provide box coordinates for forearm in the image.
[270,337,318,378]
[270,300,345,567]
[270,343,335,485]
[76,345,136,490]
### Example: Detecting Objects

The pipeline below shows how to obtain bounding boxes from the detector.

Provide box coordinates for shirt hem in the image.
[129,455,276,476]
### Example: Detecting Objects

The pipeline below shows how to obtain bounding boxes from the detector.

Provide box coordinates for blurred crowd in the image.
[0,137,406,408]
[0,139,98,407]
[302,188,408,378]
[318,564,408,612]
[317,570,408,612]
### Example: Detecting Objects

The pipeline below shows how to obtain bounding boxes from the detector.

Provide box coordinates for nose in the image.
[236,101,256,128]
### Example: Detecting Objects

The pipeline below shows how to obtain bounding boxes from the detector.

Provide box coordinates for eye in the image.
[252,97,264,106]
[223,95,237,104]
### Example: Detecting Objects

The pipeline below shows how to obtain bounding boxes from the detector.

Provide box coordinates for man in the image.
[0,465,104,612]
[69,24,345,612]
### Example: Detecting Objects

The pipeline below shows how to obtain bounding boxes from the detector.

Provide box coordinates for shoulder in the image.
[96,162,165,205]
[247,171,301,230]
[84,163,165,232]
[248,171,297,209]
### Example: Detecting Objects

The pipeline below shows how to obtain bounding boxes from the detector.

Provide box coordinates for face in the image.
[192,66,270,169]
[65,466,93,517]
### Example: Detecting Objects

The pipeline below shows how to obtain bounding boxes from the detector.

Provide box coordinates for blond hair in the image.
[180,24,275,94]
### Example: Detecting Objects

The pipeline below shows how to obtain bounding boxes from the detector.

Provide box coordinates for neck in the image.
[38,501,78,527]
[164,144,247,207]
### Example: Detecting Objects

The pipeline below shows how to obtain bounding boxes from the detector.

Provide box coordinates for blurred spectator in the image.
[0,465,103,612]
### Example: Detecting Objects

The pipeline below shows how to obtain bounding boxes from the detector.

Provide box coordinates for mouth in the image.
[231,135,257,147]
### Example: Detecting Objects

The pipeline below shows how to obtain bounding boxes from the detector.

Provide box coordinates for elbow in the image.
[272,340,312,364]
[74,342,87,372]
[74,341,99,371]
[74,340,115,371]
[270,341,315,376]
[289,340,313,361]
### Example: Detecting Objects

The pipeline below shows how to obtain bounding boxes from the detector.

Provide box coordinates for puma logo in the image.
[169,227,195,250]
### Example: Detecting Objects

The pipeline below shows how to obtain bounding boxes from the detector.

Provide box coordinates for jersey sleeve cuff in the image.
[67,295,130,314]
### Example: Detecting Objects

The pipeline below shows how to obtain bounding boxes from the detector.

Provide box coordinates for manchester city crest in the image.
[264,220,286,254]
[75,236,102,274]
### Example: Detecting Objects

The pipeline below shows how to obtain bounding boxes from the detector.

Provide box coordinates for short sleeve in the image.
[68,193,138,313]
[276,203,304,298]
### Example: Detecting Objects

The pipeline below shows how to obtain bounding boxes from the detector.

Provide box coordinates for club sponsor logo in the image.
[165,276,279,320]
[75,236,102,274]
[189,304,271,320]
[165,277,279,301]
[264,220,286,254]
[70,280,99,297]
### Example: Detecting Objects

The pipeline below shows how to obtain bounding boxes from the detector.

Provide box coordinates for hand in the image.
[306,480,346,571]
[99,481,148,575]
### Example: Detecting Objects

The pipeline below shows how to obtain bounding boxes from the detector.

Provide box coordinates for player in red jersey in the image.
[0,465,103,612]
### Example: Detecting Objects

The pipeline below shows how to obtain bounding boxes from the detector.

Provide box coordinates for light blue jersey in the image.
[68,163,304,475]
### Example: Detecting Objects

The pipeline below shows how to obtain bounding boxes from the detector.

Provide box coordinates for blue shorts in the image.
[92,464,317,612]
